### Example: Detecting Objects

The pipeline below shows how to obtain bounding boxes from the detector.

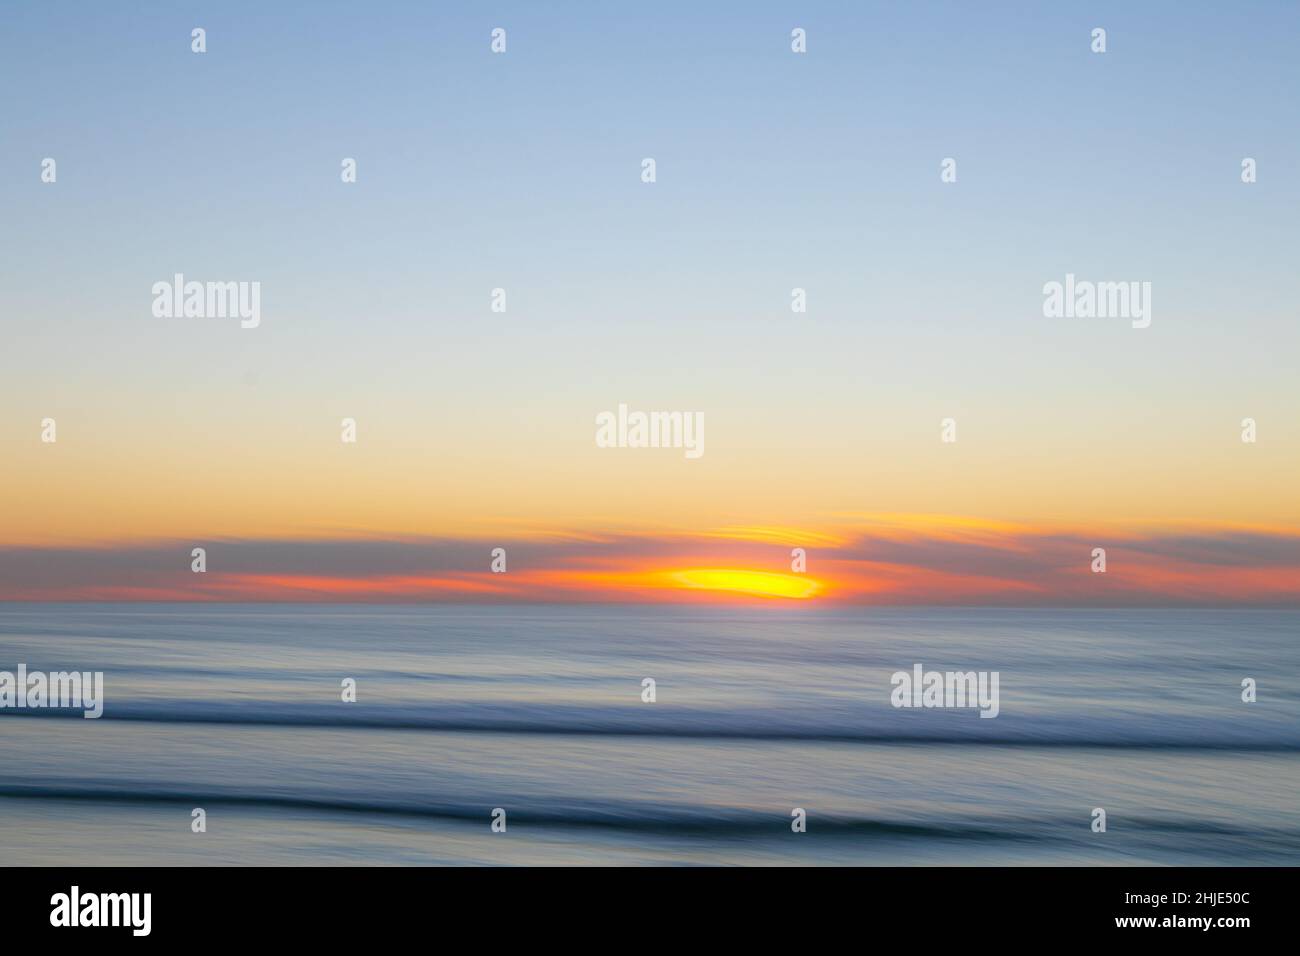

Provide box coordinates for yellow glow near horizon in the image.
[667,568,823,600]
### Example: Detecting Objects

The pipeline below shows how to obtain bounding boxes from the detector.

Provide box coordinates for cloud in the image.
[2,520,1298,605]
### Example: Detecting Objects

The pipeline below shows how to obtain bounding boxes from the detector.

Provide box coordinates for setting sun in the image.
[666,568,823,600]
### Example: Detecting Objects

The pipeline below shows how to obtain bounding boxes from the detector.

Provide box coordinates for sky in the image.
[1,2,1298,603]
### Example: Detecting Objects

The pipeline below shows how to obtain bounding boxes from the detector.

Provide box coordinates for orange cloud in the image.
[1,516,1298,605]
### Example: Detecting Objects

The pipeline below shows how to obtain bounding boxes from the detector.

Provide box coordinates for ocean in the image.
[1,604,1297,865]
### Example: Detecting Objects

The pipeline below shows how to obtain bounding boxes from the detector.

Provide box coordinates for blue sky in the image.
[2,2,1298,556]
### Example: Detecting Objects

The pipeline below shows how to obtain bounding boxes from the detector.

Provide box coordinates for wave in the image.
[3,699,1298,750]
[4,782,1289,842]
